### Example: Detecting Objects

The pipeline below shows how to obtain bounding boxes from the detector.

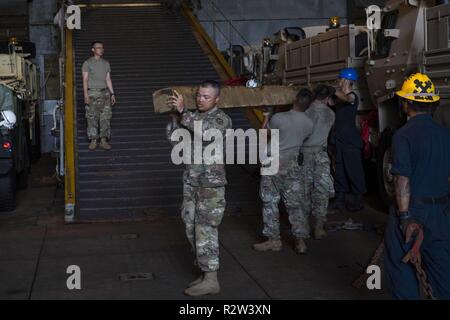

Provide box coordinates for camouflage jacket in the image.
[166,107,232,187]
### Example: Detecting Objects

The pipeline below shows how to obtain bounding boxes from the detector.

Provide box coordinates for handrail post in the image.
[229,19,233,70]
[211,1,216,44]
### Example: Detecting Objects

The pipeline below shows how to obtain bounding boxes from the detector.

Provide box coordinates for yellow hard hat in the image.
[396,73,440,103]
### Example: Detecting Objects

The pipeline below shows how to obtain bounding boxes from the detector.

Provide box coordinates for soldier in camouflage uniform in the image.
[253,89,314,254]
[166,80,232,297]
[82,41,116,151]
[300,85,336,240]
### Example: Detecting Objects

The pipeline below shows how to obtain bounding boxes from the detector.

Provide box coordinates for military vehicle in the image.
[246,0,450,206]
[0,38,40,211]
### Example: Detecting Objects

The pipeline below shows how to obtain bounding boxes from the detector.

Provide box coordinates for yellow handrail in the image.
[181,4,264,127]
[182,4,236,78]
[64,28,76,221]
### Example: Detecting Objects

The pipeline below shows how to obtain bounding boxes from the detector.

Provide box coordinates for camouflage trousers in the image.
[260,156,309,239]
[85,89,112,140]
[181,173,226,272]
[299,148,334,225]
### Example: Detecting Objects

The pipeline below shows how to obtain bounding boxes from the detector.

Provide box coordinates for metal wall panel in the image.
[197,0,348,50]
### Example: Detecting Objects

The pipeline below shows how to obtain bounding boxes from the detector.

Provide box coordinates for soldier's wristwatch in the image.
[398,210,411,220]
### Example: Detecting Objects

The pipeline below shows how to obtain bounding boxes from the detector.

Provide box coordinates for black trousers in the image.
[334,141,366,195]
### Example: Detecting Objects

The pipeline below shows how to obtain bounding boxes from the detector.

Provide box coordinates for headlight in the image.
[246,79,260,88]
[0,110,17,129]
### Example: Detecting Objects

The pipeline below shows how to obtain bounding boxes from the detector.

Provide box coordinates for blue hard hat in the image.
[338,68,358,81]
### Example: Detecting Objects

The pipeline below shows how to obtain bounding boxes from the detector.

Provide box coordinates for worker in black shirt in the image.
[329,68,366,212]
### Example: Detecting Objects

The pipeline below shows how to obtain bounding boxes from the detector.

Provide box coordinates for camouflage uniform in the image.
[260,110,314,240]
[300,100,335,223]
[299,146,334,224]
[260,154,310,239]
[167,107,232,272]
[85,89,112,140]
[82,57,112,140]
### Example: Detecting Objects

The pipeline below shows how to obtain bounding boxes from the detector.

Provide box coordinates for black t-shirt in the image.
[334,92,362,148]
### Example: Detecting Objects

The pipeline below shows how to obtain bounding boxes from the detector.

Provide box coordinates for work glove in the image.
[261,106,274,117]
[399,213,424,265]
[399,213,423,244]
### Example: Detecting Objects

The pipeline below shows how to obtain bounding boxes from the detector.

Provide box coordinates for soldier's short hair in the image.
[91,41,103,48]
[314,84,336,100]
[200,80,221,96]
[294,88,313,111]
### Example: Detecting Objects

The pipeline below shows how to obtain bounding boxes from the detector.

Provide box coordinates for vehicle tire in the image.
[0,171,17,212]
[377,128,395,209]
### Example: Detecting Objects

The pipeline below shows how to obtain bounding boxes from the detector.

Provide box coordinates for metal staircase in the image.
[71,2,259,221]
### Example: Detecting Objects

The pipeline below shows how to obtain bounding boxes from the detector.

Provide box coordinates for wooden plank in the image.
[152,85,302,113]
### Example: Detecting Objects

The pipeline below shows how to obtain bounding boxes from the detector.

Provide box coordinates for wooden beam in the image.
[153,85,301,113]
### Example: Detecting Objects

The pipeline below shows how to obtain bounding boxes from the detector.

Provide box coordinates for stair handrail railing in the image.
[201,0,259,76]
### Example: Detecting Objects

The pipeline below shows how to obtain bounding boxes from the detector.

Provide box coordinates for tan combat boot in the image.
[253,238,282,251]
[188,274,203,287]
[100,138,111,150]
[314,220,327,240]
[188,259,202,287]
[295,238,307,255]
[184,271,220,296]
[88,139,97,150]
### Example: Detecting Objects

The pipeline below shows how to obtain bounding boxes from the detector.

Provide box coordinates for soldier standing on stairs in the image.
[82,41,116,151]
[166,80,232,297]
